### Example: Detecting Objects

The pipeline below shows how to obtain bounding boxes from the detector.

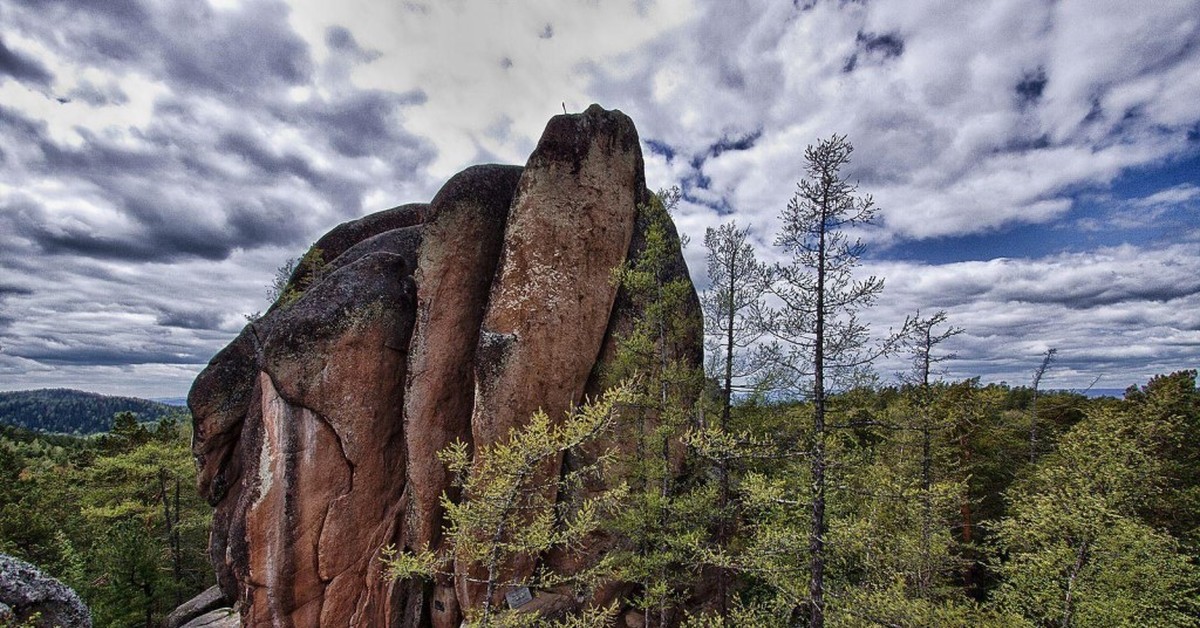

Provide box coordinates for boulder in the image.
[161,585,226,628]
[179,608,239,628]
[189,105,699,626]
[0,554,91,628]
[457,104,647,609]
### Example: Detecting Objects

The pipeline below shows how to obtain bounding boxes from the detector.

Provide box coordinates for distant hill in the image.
[150,397,189,407]
[0,388,184,435]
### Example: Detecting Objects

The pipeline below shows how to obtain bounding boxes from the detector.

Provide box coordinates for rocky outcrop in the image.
[188,105,700,626]
[162,586,227,628]
[0,554,92,628]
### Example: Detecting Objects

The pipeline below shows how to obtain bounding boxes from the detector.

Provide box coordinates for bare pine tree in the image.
[769,134,910,627]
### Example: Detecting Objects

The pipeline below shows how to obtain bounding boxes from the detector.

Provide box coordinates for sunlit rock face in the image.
[188,105,701,626]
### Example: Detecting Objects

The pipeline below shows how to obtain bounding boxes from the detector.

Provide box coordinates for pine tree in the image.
[604,188,707,627]
[765,134,909,626]
[698,221,772,622]
[382,386,633,628]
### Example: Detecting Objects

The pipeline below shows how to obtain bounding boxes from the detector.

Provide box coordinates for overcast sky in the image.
[1,0,1198,398]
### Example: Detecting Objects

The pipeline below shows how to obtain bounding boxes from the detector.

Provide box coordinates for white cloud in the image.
[2,0,1199,397]
[861,244,1200,387]
[285,0,696,179]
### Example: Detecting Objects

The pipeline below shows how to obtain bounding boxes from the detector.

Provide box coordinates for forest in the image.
[0,415,213,627]
[2,374,1196,627]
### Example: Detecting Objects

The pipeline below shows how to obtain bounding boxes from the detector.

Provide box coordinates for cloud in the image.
[861,244,1200,387]
[590,0,1200,243]
[0,0,438,269]
[0,0,1198,397]
[0,37,53,86]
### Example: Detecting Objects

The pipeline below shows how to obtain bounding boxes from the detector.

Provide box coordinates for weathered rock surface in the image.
[179,608,239,628]
[187,105,700,626]
[0,554,92,628]
[162,585,227,628]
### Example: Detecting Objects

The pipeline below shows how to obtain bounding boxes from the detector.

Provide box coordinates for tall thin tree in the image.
[769,134,906,627]
[700,221,771,621]
[902,310,963,597]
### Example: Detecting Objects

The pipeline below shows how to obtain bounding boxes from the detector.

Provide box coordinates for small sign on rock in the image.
[505,586,533,609]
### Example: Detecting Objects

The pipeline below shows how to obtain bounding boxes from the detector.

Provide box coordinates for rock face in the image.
[188,105,700,626]
[0,554,92,628]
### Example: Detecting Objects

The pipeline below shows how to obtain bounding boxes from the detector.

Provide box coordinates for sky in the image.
[1,0,1198,399]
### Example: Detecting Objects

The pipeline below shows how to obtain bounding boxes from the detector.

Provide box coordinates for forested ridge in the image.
[0,389,182,435]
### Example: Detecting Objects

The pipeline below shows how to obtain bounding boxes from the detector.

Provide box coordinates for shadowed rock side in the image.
[187,105,699,626]
[400,164,523,628]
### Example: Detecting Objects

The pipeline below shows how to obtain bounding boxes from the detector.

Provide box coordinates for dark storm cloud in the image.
[218,131,322,184]
[157,3,313,97]
[298,88,430,160]
[13,0,312,99]
[0,0,445,394]
[0,285,34,299]
[0,37,53,86]
[15,345,206,366]
[0,0,436,267]
[155,308,223,331]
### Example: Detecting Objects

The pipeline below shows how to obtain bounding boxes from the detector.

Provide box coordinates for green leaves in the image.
[383,385,634,626]
[992,403,1200,626]
[0,416,213,627]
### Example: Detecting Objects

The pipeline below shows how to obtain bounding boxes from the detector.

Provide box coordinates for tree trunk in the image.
[809,194,828,628]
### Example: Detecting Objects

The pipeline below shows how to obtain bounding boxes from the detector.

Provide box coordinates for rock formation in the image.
[0,553,92,628]
[189,105,701,626]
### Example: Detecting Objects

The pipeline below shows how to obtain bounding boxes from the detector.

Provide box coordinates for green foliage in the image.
[604,189,715,625]
[992,403,1200,626]
[383,385,633,627]
[0,414,213,628]
[272,245,329,308]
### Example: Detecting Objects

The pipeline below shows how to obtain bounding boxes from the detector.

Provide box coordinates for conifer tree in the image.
[698,220,771,622]
[383,386,633,628]
[766,134,908,626]
[605,188,707,627]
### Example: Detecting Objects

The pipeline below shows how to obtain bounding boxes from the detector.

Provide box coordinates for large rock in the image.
[188,105,699,626]
[456,104,647,609]
[401,164,523,628]
[0,554,91,628]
